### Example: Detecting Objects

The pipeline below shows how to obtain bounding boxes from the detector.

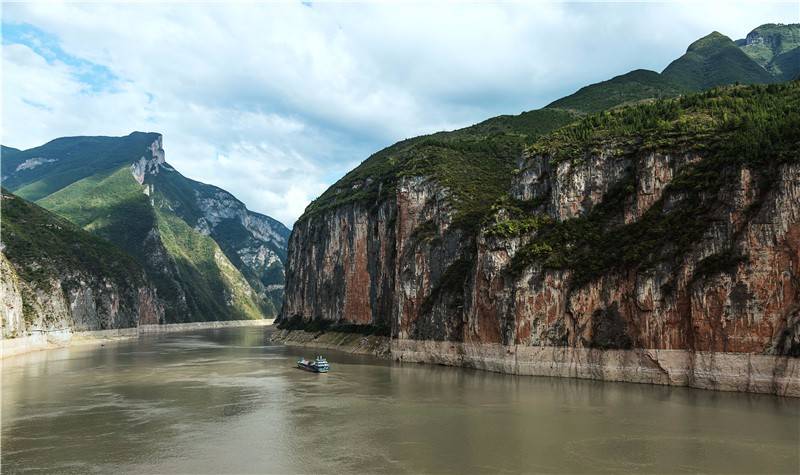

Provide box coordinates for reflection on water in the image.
[2,327,799,474]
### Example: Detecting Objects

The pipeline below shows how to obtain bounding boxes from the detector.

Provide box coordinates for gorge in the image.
[2,23,799,396]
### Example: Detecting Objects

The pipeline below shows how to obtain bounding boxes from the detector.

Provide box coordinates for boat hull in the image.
[297,363,328,373]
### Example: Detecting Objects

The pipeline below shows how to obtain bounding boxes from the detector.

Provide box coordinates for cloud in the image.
[2,1,797,225]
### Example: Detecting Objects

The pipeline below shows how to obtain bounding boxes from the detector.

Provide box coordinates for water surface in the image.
[2,327,798,473]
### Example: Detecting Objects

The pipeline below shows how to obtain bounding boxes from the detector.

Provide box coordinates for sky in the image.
[2,1,798,225]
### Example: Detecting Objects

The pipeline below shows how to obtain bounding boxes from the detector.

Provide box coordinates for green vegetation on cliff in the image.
[661,32,775,91]
[32,164,266,322]
[533,82,799,165]
[510,81,800,284]
[37,166,155,260]
[302,108,576,230]
[0,190,145,291]
[154,209,264,321]
[301,24,799,234]
[147,167,289,308]
[546,69,687,114]
[303,24,799,241]
[738,23,800,79]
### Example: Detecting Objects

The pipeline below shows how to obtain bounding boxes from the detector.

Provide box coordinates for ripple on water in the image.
[563,435,799,473]
[3,327,799,474]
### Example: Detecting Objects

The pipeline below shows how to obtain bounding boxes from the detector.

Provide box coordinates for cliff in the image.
[0,191,162,338]
[281,82,800,395]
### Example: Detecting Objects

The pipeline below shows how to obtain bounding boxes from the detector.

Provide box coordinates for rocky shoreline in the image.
[270,329,391,358]
[1,319,274,359]
[392,340,800,397]
[272,329,799,397]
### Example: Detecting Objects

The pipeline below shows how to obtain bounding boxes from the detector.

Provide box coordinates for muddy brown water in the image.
[2,326,798,473]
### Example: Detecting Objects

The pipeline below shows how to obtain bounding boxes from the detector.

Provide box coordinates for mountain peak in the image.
[662,29,774,90]
[686,31,733,52]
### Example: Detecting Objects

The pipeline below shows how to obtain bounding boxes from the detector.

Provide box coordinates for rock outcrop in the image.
[130,135,166,184]
[0,255,161,337]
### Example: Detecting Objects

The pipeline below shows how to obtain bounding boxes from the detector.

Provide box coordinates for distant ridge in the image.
[548,24,798,113]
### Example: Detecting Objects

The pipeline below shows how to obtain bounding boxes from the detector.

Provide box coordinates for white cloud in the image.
[2,1,797,225]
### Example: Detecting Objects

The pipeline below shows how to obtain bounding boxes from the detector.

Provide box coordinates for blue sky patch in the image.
[2,22,119,93]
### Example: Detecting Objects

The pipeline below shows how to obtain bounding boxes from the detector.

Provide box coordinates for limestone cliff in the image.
[280,82,800,395]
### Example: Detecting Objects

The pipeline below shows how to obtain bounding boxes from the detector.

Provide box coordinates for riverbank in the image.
[393,341,800,397]
[271,330,799,397]
[1,319,274,359]
[270,329,390,357]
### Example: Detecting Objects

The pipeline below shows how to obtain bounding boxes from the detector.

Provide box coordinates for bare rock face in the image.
[130,135,166,185]
[283,198,397,326]
[470,152,800,357]
[0,254,24,338]
[281,138,800,394]
[0,254,163,338]
[194,188,288,292]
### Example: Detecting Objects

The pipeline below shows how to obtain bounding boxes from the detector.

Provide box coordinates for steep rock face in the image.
[192,187,289,304]
[471,153,799,356]
[131,135,166,184]
[283,198,396,328]
[1,254,25,337]
[282,148,799,393]
[283,175,469,339]
[394,177,466,341]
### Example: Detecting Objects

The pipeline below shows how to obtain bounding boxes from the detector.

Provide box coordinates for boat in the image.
[297,355,330,373]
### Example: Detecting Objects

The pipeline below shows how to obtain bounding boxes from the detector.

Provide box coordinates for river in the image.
[2,327,798,473]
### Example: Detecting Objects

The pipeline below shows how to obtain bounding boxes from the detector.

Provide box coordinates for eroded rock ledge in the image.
[392,340,800,397]
[272,330,799,396]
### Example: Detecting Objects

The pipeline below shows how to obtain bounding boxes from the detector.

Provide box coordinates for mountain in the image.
[737,23,800,79]
[660,32,775,90]
[2,132,290,323]
[1,190,162,337]
[546,69,686,114]
[279,25,800,395]
[549,24,799,113]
